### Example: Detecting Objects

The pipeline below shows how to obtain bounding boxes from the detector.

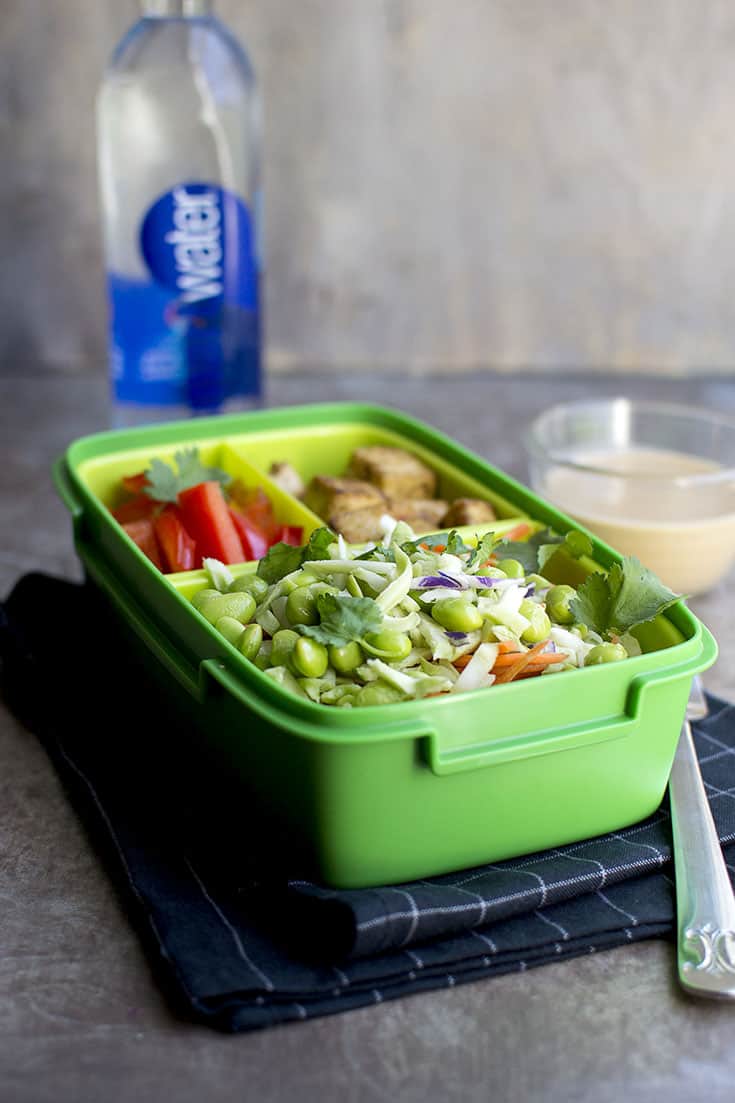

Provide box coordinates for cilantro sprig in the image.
[257,526,336,584]
[570,557,680,637]
[300,593,384,647]
[144,448,231,503]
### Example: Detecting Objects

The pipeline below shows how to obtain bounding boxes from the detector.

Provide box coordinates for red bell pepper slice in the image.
[228,482,279,541]
[112,494,158,524]
[273,525,304,547]
[122,519,163,570]
[154,507,197,573]
[229,508,270,561]
[121,471,150,496]
[177,481,245,565]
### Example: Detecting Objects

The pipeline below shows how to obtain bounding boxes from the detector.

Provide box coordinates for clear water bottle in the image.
[97,0,262,427]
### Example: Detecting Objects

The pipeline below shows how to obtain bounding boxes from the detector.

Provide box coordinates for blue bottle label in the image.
[108,182,260,410]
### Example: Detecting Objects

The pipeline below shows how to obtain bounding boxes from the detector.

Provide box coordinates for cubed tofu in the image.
[327,505,389,544]
[348,446,437,499]
[386,498,448,527]
[304,476,386,519]
[268,461,305,499]
[441,498,497,526]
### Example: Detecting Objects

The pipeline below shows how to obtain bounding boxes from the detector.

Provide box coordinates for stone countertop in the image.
[2,372,735,1103]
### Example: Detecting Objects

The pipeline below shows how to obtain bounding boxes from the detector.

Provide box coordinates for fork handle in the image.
[670,719,735,999]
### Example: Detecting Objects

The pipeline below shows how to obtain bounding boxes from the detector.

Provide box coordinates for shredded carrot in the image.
[497,640,521,654]
[493,640,549,684]
[452,653,474,670]
[492,650,565,670]
[501,522,532,543]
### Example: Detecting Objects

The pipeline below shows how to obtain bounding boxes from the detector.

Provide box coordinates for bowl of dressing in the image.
[525,397,735,595]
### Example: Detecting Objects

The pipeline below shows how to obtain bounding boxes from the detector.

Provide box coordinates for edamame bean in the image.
[565,530,591,558]
[355,683,404,707]
[200,591,256,626]
[496,558,525,579]
[519,599,551,644]
[328,641,364,673]
[546,584,576,625]
[293,637,329,678]
[526,574,553,591]
[191,587,220,611]
[238,623,263,661]
[285,587,319,626]
[253,648,273,671]
[584,642,628,666]
[362,630,412,661]
[227,574,268,601]
[214,616,246,647]
[271,629,300,668]
[431,597,483,633]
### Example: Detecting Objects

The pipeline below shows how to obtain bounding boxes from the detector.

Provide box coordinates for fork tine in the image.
[686,674,708,721]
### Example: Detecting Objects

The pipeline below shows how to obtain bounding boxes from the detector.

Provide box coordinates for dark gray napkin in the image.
[2,573,733,1033]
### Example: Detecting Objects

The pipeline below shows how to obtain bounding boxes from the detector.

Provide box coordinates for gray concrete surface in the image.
[6,1,735,376]
[2,372,735,1103]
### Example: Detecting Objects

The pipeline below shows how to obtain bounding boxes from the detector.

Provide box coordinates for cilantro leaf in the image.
[256,526,336,584]
[257,542,304,584]
[356,544,396,563]
[568,572,614,635]
[446,530,473,556]
[465,531,497,571]
[300,593,383,646]
[401,530,472,557]
[303,526,337,562]
[570,557,680,636]
[497,532,547,573]
[144,448,231,503]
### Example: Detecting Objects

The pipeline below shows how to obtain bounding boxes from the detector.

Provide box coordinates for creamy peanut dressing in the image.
[542,447,735,594]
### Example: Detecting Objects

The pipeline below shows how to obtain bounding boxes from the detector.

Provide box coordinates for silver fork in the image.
[669,674,735,998]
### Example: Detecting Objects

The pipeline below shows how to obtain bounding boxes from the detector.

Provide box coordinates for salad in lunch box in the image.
[191,519,681,708]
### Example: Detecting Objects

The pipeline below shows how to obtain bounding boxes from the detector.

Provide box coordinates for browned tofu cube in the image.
[441,498,496,527]
[328,505,388,544]
[268,461,305,499]
[349,446,437,499]
[386,498,448,528]
[304,476,385,519]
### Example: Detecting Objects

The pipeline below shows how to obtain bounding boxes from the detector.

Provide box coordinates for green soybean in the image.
[285,587,319,626]
[496,558,525,579]
[526,574,553,591]
[227,574,268,601]
[191,588,220,611]
[200,591,256,626]
[546,584,576,625]
[214,616,246,647]
[238,623,263,661]
[293,637,329,678]
[519,599,551,644]
[355,683,404,707]
[431,597,483,633]
[584,642,628,666]
[271,628,301,667]
[328,641,364,673]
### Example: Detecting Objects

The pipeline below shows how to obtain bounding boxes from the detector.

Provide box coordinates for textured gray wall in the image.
[4,0,735,376]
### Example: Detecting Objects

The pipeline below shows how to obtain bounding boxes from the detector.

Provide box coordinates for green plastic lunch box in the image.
[53,403,717,888]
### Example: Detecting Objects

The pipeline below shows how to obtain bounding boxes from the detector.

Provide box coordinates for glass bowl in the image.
[524,397,735,595]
